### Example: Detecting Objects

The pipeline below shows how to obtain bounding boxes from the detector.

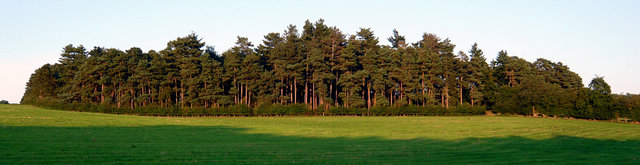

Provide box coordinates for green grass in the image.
[1,104,639,164]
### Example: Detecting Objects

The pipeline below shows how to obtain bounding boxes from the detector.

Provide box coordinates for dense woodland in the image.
[22,19,640,120]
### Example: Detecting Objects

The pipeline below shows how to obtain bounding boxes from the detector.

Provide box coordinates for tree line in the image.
[21,19,640,120]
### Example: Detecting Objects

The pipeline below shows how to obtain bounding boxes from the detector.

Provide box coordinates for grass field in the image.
[1,104,639,164]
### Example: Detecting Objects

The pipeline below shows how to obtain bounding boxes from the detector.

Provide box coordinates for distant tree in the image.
[587,76,614,119]
[0,100,8,104]
[533,58,583,89]
[589,76,611,95]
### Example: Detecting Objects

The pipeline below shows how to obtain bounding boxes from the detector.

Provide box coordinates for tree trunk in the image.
[148,82,152,104]
[159,87,163,107]
[172,78,177,106]
[131,89,134,110]
[245,84,249,106]
[305,80,308,106]
[329,83,333,106]
[320,97,325,111]
[460,78,463,106]
[367,82,371,109]
[362,78,365,101]
[280,77,284,104]
[470,87,474,107]
[101,84,105,104]
[93,86,97,104]
[373,91,377,106]
[181,82,184,107]
[141,85,145,107]
[335,74,339,106]
[444,82,449,109]
[400,81,403,104]
[294,78,297,104]
[204,81,208,108]
[441,89,445,108]
[428,85,432,105]
[345,91,349,108]
[389,90,393,106]
[312,82,316,110]
[421,73,425,106]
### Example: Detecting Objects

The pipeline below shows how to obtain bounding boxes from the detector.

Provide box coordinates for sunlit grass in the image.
[1,104,639,164]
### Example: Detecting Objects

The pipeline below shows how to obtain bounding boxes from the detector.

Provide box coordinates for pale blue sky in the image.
[1,0,638,103]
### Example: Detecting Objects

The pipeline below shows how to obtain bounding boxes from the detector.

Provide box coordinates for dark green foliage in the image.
[0,100,8,104]
[327,106,365,116]
[368,105,483,116]
[255,104,310,116]
[614,94,640,121]
[21,19,638,120]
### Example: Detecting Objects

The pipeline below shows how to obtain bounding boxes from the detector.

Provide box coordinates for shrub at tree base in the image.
[25,97,487,117]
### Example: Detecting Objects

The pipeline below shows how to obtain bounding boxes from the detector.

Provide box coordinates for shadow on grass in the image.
[1,125,639,164]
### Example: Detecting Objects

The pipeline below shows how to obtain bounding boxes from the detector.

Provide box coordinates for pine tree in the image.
[354,28,380,109]
[284,24,304,105]
[163,34,205,107]
[491,50,534,87]
[467,43,489,106]
[258,32,284,104]
[414,33,440,106]
[336,35,361,108]
[325,27,346,107]
[435,38,456,108]
[129,49,153,107]
[109,48,130,108]
[387,45,404,106]
[388,29,407,49]
[124,47,145,109]
[198,49,224,108]
[148,50,168,107]
[301,20,316,108]
[455,51,470,106]
[371,46,392,107]
[21,64,59,104]
[240,50,261,107]
[58,44,87,103]
[74,47,103,104]
[223,36,253,105]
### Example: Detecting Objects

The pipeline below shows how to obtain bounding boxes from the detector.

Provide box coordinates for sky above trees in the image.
[1,0,639,103]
